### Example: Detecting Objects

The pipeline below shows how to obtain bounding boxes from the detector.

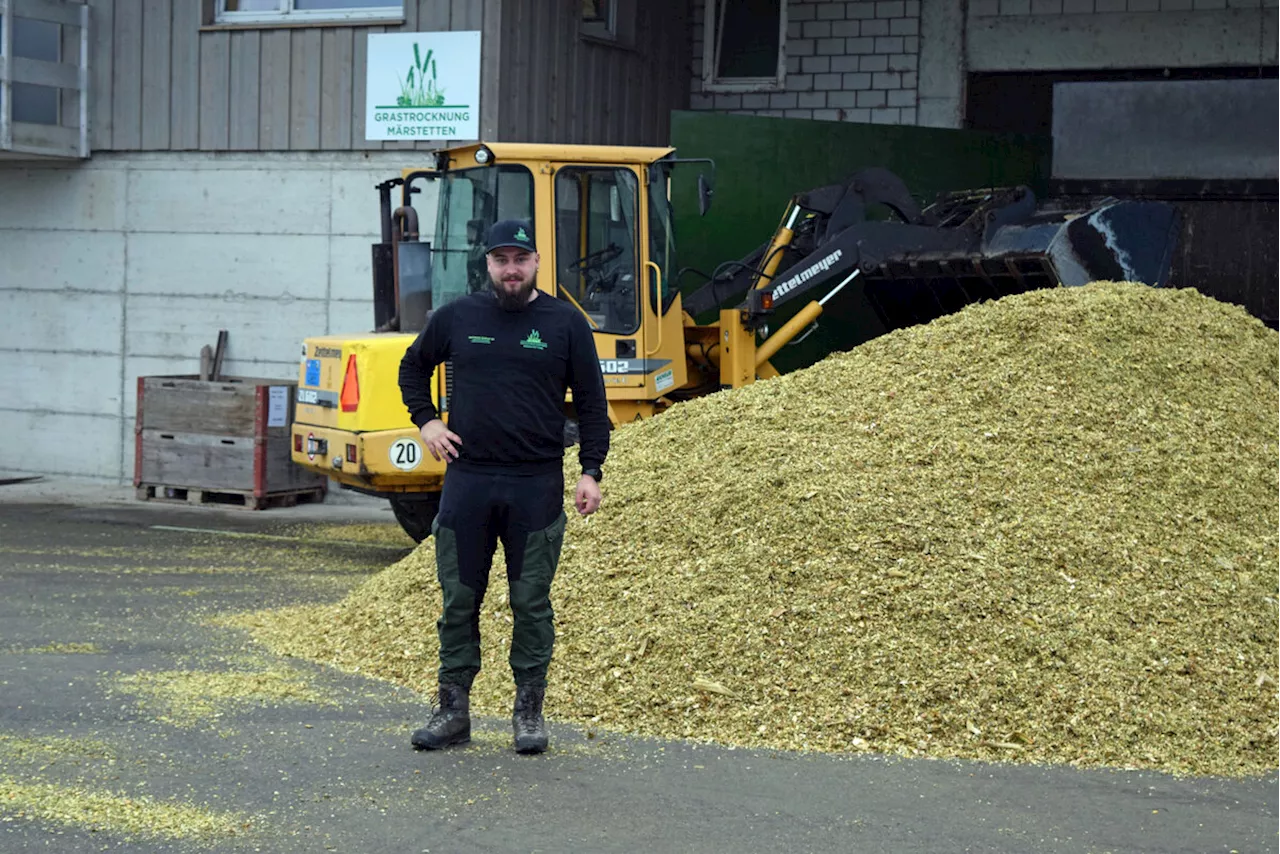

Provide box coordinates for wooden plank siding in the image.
[228,29,260,149]
[109,0,142,149]
[198,29,229,149]
[257,28,290,149]
[494,0,690,146]
[139,0,169,148]
[87,0,689,152]
[349,21,378,151]
[169,0,200,148]
[288,28,322,150]
[319,28,353,149]
[88,0,112,148]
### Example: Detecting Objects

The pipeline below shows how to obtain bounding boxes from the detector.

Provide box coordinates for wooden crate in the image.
[133,375,327,510]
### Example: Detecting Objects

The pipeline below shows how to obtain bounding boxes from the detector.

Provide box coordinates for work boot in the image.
[512,683,548,754]
[411,683,471,750]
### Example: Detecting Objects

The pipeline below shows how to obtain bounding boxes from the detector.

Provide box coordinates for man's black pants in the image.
[431,466,566,690]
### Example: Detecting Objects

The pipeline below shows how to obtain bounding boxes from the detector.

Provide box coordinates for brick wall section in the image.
[690,0,922,125]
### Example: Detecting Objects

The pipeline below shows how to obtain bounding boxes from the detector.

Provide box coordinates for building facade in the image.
[0,0,691,481]
[689,0,1276,130]
[1,0,1274,482]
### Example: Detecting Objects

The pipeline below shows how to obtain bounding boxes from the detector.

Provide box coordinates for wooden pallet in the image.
[133,375,327,507]
[135,483,326,511]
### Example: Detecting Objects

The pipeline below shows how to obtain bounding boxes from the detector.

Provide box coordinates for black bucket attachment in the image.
[858,195,1183,331]
[682,171,1183,356]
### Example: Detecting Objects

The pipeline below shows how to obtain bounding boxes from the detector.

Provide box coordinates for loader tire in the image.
[389,493,441,544]
[564,418,580,448]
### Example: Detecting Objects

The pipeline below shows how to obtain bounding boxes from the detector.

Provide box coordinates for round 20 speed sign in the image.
[389,437,423,471]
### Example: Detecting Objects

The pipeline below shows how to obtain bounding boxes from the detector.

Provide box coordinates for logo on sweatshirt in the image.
[468,335,494,345]
[520,329,547,350]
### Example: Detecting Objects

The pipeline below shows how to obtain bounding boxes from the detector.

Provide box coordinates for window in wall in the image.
[582,0,614,37]
[580,0,634,45]
[3,16,62,125]
[702,0,787,92]
[215,0,403,25]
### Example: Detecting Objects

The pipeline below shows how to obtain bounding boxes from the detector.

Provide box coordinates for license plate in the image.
[305,359,321,386]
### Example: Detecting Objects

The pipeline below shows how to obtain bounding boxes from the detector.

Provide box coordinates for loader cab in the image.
[547,152,688,409]
[387,142,694,420]
[551,157,683,327]
[553,166,641,333]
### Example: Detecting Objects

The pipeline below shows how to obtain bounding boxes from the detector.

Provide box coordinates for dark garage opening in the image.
[965,66,1279,137]
[965,67,1279,329]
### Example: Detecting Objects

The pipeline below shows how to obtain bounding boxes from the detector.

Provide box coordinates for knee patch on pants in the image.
[514,512,566,593]
[434,519,483,689]
[508,512,566,686]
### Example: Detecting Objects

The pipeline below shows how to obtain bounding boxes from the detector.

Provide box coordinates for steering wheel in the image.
[567,243,623,273]
[566,244,625,301]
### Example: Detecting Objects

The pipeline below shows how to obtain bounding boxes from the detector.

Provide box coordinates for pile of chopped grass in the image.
[231,282,1278,777]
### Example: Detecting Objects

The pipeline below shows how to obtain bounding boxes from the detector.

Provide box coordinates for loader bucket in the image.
[858,199,1182,333]
[683,175,1183,374]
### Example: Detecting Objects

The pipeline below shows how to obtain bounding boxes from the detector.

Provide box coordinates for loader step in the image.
[134,483,326,511]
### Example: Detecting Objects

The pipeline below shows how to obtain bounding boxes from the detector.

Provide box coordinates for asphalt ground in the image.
[0,480,1276,853]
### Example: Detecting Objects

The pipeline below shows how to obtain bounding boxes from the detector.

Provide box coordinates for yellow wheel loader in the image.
[290,142,1180,541]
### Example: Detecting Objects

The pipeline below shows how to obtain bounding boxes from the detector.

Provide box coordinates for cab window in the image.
[647,162,679,311]
[554,167,640,334]
[419,165,535,310]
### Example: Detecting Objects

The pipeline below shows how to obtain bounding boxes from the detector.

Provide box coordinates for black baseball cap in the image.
[485,219,537,254]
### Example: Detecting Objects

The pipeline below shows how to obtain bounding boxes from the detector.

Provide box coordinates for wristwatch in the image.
[582,467,603,484]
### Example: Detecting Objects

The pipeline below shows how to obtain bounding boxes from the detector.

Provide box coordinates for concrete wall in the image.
[966,0,1277,70]
[0,151,434,482]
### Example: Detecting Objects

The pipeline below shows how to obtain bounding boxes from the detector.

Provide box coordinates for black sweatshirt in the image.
[398,291,609,475]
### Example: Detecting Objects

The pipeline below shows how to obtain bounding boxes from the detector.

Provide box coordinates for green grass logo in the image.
[521,330,548,350]
[396,43,446,107]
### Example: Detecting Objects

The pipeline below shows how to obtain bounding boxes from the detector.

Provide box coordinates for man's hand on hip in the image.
[575,475,602,516]
[420,419,462,462]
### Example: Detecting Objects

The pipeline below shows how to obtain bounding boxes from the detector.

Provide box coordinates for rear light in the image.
[346,443,357,463]
[339,354,360,412]
[294,434,302,452]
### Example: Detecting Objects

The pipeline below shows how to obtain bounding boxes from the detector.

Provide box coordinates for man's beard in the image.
[491,274,536,312]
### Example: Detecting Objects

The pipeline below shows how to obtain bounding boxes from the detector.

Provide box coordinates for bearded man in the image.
[397,218,609,755]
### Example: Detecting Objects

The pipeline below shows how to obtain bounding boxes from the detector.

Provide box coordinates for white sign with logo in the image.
[365,31,481,141]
